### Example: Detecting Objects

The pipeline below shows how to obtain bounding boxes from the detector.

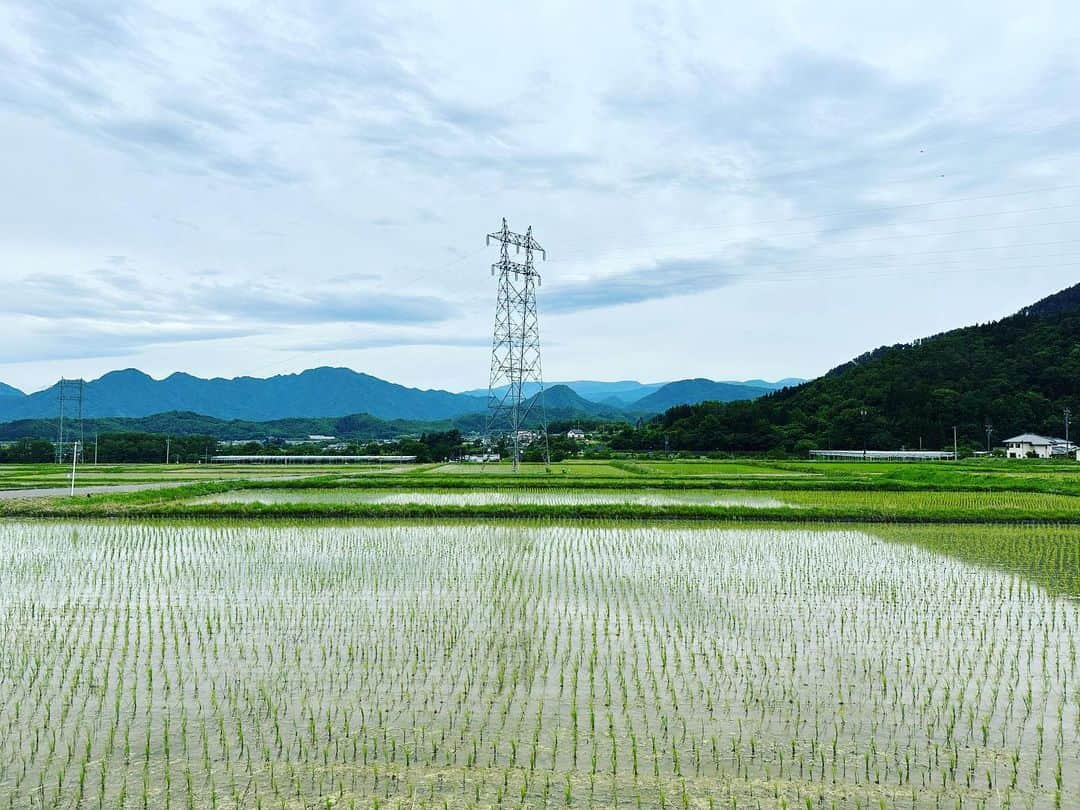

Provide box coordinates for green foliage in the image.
[95,433,218,463]
[616,284,1080,452]
[0,437,54,463]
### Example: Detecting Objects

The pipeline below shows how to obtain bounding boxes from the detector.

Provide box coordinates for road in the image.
[0,482,187,500]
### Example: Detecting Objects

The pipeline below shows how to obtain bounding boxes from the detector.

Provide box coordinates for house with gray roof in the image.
[1003,433,1075,459]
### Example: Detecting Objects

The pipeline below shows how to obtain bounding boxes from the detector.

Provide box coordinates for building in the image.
[1003,434,1075,459]
[567,429,586,441]
[809,449,954,461]
[461,453,500,463]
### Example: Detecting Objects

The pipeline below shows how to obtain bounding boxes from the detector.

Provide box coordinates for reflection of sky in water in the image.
[194,489,793,507]
[0,523,1075,806]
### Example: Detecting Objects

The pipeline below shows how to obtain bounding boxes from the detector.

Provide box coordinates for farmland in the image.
[1,459,1079,807]
[2,521,1079,808]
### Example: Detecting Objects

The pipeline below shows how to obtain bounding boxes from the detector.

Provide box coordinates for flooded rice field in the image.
[190,489,791,508]
[0,521,1077,807]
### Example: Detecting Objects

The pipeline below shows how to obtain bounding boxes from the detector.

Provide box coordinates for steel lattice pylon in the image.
[485,218,550,471]
[56,377,85,464]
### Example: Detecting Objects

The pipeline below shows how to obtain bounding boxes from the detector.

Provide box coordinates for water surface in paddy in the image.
[190,488,792,507]
[1,522,1076,808]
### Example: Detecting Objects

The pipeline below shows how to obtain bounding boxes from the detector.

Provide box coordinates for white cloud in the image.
[0,0,1078,391]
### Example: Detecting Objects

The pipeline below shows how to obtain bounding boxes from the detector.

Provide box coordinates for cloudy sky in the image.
[1,1,1078,394]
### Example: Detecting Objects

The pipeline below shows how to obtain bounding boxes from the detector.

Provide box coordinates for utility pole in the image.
[953,426,958,461]
[94,434,99,465]
[859,408,868,461]
[985,421,993,455]
[485,218,550,472]
[69,441,79,496]
[1065,407,1072,448]
[165,437,171,465]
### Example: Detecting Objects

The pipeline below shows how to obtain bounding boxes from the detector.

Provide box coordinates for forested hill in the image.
[616,282,1080,453]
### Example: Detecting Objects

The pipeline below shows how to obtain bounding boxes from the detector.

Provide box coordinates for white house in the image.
[515,429,539,444]
[567,429,586,441]
[1003,433,1074,459]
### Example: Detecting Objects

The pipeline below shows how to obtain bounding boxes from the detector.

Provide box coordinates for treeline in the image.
[96,433,218,463]
[0,434,219,463]
[0,438,55,463]
[227,430,585,463]
[0,428,591,464]
[0,411,458,443]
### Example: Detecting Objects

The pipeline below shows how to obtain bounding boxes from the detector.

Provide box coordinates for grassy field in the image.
[0,521,1076,808]
[0,462,420,490]
[2,457,1079,521]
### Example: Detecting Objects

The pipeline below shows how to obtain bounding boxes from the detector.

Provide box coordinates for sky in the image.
[1,0,1079,394]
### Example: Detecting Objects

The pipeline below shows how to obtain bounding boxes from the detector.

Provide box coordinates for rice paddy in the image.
[190,489,791,508]
[1,520,1077,808]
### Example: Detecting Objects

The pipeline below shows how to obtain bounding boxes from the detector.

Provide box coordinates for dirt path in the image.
[0,482,185,500]
[0,470,347,500]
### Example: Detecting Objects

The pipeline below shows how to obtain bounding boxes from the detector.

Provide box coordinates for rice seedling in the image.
[0,521,1076,807]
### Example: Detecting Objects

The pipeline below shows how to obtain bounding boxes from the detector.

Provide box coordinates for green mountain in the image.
[0,382,24,398]
[618,282,1080,453]
[524,384,629,421]
[633,379,772,413]
[0,410,460,443]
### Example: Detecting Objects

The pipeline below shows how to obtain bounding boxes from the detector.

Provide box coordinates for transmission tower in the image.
[485,217,550,471]
[56,378,85,464]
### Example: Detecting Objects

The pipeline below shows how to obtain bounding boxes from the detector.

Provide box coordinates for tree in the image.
[0,438,55,463]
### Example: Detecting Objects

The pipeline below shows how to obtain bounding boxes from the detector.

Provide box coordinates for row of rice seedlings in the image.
[780,489,1080,517]
[877,523,1080,601]
[0,521,1077,807]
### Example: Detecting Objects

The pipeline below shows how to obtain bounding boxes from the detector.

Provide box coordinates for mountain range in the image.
[462,378,799,404]
[0,368,485,423]
[0,368,797,426]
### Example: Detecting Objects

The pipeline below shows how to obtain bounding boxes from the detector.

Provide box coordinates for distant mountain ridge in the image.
[0,367,486,423]
[523,385,628,421]
[463,377,800,405]
[633,379,773,412]
[0,368,800,424]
